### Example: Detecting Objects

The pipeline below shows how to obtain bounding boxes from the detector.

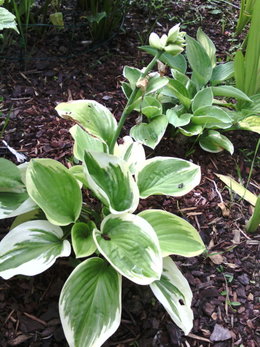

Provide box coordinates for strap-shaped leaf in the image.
[130,115,168,149]
[114,136,146,174]
[150,257,193,335]
[186,35,212,88]
[55,100,117,148]
[196,28,216,67]
[0,220,71,279]
[0,158,24,192]
[83,151,139,214]
[26,159,82,226]
[93,213,162,285]
[136,157,201,198]
[70,124,107,161]
[59,257,121,347]
[72,222,96,258]
[139,209,205,257]
[0,192,37,219]
[199,130,234,154]
[192,87,213,112]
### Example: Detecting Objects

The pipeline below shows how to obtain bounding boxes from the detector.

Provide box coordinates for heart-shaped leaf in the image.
[83,152,139,214]
[166,109,192,127]
[55,100,117,148]
[130,115,168,149]
[192,87,213,112]
[150,257,193,335]
[139,209,205,257]
[0,220,71,279]
[136,157,201,198]
[59,257,121,347]
[26,159,82,226]
[93,213,162,285]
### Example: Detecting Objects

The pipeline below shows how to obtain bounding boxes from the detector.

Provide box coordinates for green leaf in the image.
[93,213,162,285]
[139,46,187,73]
[71,222,96,258]
[150,257,193,335]
[83,151,139,214]
[0,192,37,219]
[179,123,203,136]
[161,79,191,109]
[123,66,142,90]
[59,257,121,347]
[0,220,71,279]
[192,106,232,129]
[0,158,24,192]
[192,87,213,112]
[199,130,234,154]
[186,35,213,88]
[166,109,192,127]
[146,75,169,95]
[196,28,216,67]
[215,174,257,206]
[132,95,162,119]
[136,157,201,198]
[26,159,82,226]
[55,100,117,148]
[69,165,88,188]
[238,116,260,134]
[114,136,146,174]
[0,7,19,33]
[211,62,234,85]
[212,86,251,102]
[139,209,205,257]
[234,50,245,92]
[130,115,168,149]
[70,124,107,161]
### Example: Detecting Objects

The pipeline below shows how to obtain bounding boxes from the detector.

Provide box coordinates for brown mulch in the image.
[0,1,259,346]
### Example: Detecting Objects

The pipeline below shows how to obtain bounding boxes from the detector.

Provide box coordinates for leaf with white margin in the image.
[83,151,139,214]
[59,257,121,347]
[139,210,205,257]
[150,256,193,335]
[114,136,146,174]
[26,159,82,226]
[0,158,24,192]
[130,115,168,149]
[72,221,96,258]
[55,100,117,147]
[0,192,37,219]
[136,157,201,198]
[239,116,260,134]
[0,220,71,279]
[70,124,108,161]
[93,213,162,285]
[199,130,234,154]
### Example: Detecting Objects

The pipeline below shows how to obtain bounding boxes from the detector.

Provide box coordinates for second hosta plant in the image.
[0,24,205,346]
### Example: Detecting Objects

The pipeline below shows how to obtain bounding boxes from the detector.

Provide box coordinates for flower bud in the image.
[149,32,163,50]
[167,24,180,44]
[164,44,184,55]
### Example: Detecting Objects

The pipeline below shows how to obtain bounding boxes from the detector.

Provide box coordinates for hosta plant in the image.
[122,27,259,155]
[0,25,206,347]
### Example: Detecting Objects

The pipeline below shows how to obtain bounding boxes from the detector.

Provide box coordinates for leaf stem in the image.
[109,50,163,153]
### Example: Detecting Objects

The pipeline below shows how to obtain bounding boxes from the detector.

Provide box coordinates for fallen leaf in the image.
[210,324,232,341]
[209,253,224,265]
[218,202,230,217]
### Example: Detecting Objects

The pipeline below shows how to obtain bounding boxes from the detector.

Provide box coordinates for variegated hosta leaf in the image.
[139,209,205,257]
[83,151,139,214]
[26,159,82,226]
[71,221,96,258]
[238,116,260,134]
[59,257,121,347]
[0,158,24,192]
[93,213,162,285]
[70,124,108,161]
[55,100,117,148]
[130,115,168,149]
[69,165,88,188]
[0,192,37,219]
[150,257,193,335]
[114,136,146,174]
[136,157,201,198]
[0,220,71,279]
[199,130,234,154]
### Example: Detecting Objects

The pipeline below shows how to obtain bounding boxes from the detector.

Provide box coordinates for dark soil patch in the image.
[0,1,259,346]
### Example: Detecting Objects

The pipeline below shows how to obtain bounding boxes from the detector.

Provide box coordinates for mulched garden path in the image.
[0,1,259,346]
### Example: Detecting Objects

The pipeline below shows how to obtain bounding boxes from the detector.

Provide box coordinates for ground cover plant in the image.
[0,1,259,346]
[0,25,208,347]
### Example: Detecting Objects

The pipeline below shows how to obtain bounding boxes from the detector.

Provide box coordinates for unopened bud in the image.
[164,44,184,55]
[167,24,180,44]
[149,32,163,50]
